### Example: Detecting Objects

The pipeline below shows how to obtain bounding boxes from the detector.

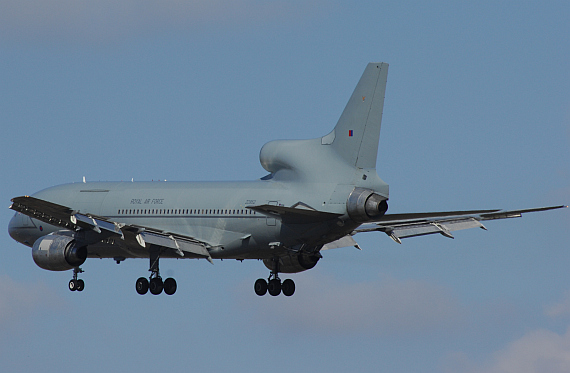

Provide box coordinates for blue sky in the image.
[1,1,569,372]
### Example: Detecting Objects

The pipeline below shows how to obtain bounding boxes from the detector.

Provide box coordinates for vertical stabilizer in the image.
[327,63,388,169]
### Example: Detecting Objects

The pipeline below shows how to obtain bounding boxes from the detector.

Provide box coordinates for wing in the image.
[9,196,213,261]
[355,205,567,244]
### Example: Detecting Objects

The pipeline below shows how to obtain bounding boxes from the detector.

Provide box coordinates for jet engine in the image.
[347,187,388,222]
[32,234,87,271]
[263,253,320,274]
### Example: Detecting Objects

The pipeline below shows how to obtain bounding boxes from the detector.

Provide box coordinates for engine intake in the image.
[32,234,87,271]
[263,253,320,274]
[347,187,388,222]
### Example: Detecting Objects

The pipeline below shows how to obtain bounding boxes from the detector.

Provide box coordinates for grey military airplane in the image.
[8,62,566,297]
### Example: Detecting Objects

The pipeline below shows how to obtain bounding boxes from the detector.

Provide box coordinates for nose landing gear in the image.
[69,267,85,292]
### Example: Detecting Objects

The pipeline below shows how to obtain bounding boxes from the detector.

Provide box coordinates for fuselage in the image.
[9,179,361,260]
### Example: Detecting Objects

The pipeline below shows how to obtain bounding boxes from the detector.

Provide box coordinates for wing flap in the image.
[376,209,500,223]
[139,232,211,259]
[356,205,566,243]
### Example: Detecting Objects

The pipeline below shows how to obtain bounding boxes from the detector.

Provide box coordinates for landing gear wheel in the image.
[281,279,295,296]
[69,267,85,292]
[149,277,164,295]
[136,277,149,295]
[163,277,177,295]
[268,279,281,296]
[254,278,268,296]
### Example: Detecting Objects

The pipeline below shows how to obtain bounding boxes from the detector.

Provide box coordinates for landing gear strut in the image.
[254,258,295,297]
[136,245,177,296]
[69,267,85,292]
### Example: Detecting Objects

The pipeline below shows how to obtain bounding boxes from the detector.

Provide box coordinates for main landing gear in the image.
[136,246,177,296]
[254,258,295,297]
[69,267,85,292]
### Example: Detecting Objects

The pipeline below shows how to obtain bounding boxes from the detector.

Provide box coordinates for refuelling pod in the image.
[347,187,388,222]
[263,253,320,274]
[32,234,87,271]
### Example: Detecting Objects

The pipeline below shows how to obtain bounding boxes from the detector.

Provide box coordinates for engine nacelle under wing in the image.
[347,187,388,222]
[264,253,320,274]
[32,234,87,271]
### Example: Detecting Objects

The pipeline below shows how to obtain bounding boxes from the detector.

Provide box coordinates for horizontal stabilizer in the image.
[322,235,362,250]
[247,203,342,224]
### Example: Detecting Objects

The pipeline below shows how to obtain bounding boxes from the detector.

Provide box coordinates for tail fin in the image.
[324,63,388,169]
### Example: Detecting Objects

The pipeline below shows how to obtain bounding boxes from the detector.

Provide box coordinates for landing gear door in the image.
[266,201,278,226]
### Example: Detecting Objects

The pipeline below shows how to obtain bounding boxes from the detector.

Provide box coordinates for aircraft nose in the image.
[8,213,20,241]
[8,212,35,247]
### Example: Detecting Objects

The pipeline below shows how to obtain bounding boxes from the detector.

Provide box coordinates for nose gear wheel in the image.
[69,267,85,292]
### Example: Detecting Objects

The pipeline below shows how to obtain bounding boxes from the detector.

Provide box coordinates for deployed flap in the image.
[247,203,342,224]
[139,232,211,259]
[376,209,500,223]
[356,205,567,243]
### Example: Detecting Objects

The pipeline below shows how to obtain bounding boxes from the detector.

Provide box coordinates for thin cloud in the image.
[442,327,570,373]
[545,291,570,318]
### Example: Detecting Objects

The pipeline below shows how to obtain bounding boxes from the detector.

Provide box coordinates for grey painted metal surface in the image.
[7,62,566,294]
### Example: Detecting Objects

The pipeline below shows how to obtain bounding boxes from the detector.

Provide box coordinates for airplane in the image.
[8,62,566,297]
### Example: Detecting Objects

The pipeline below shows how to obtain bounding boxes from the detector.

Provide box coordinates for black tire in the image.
[149,277,163,295]
[268,279,281,296]
[254,278,268,296]
[68,279,77,291]
[136,277,149,295]
[76,279,85,292]
[282,279,295,296]
[163,277,177,295]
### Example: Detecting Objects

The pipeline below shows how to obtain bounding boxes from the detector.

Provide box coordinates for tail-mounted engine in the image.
[32,234,87,271]
[263,253,320,274]
[347,187,388,222]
